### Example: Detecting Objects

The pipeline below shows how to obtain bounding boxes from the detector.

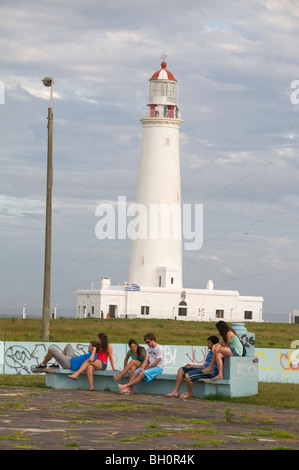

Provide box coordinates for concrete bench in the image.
[45,356,258,398]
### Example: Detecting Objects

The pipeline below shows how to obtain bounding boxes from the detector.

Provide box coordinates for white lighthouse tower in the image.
[76,59,264,322]
[128,60,183,289]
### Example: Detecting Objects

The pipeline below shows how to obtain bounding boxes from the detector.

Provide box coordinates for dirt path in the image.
[0,386,298,451]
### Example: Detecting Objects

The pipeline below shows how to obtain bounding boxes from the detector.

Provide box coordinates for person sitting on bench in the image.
[202,321,243,380]
[118,332,165,395]
[165,335,219,399]
[32,341,100,372]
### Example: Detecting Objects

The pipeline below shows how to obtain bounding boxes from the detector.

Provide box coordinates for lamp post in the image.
[41,77,54,341]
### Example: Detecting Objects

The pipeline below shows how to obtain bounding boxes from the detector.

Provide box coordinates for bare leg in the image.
[179,373,193,398]
[212,348,233,380]
[41,349,53,365]
[118,370,145,392]
[87,364,95,390]
[68,358,95,379]
[114,360,141,381]
[165,367,185,397]
[125,365,138,393]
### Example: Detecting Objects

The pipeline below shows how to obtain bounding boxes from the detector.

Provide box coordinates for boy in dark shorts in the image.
[165,335,219,398]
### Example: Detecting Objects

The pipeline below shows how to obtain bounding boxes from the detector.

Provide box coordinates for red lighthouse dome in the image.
[150,61,177,82]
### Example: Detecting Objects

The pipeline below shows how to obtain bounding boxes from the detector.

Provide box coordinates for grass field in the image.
[0,317,298,348]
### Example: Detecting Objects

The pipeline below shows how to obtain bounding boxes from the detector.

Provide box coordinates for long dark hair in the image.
[215,321,235,344]
[98,333,109,353]
[128,339,144,361]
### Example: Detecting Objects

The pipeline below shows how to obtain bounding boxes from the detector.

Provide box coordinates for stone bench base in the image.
[45,356,258,398]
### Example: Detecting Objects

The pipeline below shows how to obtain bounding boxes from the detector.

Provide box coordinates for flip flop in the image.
[179,393,193,399]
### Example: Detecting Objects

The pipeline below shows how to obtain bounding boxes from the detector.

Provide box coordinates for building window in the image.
[178,301,187,316]
[244,310,252,320]
[216,309,224,318]
[141,306,149,316]
[91,306,94,316]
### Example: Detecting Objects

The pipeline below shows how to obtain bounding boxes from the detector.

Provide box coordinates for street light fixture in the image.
[41,77,54,341]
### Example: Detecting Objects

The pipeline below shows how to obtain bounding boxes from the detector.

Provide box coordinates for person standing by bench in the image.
[164,335,219,399]
[118,332,165,395]
[114,339,146,383]
[203,321,244,380]
[32,341,100,372]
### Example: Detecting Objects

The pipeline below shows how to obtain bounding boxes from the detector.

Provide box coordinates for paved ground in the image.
[0,386,298,452]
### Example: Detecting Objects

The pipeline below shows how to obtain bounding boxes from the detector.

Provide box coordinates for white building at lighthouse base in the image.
[76,277,263,322]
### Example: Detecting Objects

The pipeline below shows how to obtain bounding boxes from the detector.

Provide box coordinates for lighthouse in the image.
[128,60,183,289]
[77,59,264,322]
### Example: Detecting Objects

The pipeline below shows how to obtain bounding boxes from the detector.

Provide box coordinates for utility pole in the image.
[41,77,54,341]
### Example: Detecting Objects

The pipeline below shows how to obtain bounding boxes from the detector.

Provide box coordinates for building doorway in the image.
[109,305,117,318]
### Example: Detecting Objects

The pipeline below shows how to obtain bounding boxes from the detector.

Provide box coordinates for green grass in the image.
[0,431,30,441]
[251,428,296,439]
[0,317,298,348]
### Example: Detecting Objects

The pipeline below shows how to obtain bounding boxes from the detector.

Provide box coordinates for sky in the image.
[1,0,299,322]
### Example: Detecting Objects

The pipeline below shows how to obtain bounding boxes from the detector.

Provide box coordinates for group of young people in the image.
[33,321,244,397]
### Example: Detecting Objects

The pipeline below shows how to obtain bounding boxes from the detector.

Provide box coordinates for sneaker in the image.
[32,364,47,373]
[48,363,60,369]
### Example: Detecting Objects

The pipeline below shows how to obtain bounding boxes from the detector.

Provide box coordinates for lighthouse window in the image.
[149,81,176,103]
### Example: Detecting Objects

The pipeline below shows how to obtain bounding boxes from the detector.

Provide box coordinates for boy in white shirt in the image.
[118,332,164,394]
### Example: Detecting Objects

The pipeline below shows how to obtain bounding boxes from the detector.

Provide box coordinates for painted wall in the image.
[0,341,298,384]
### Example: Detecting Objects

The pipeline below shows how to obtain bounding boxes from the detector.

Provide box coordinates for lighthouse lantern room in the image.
[148,61,180,119]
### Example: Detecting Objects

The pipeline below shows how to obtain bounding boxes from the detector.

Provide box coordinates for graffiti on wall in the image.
[1,341,298,383]
[255,347,299,382]
[4,343,90,375]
